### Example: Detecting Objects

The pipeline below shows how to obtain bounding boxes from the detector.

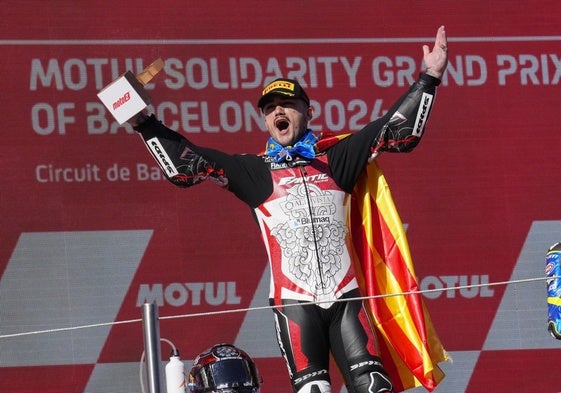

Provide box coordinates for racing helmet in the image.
[188,343,261,393]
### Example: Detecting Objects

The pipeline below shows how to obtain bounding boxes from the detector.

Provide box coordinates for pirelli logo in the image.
[262,80,295,95]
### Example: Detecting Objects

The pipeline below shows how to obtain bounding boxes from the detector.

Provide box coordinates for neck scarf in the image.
[264,130,319,163]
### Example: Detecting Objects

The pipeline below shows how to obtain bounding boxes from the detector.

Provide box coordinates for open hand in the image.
[423,25,448,80]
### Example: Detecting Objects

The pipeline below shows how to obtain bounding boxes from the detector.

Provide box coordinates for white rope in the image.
[1,275,558,340]
[0,318,143,339]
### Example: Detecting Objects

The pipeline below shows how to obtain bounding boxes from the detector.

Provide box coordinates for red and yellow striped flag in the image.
[350,161,448,392]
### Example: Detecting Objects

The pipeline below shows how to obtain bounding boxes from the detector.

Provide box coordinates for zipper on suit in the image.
[298,165,326,290]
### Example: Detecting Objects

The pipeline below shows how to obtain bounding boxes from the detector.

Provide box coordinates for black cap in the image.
[257,78,310,108]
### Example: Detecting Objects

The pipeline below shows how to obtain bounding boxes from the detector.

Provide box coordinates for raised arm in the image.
[369,25,449,154]
[423,25,449,80]
[133,114,227,188]
[328,26,449,190]
[132,114,273,207]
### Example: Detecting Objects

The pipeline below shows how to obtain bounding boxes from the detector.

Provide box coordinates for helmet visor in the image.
[197,358,256,391]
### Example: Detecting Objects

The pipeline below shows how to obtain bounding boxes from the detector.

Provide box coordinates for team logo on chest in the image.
[270,182,348,295]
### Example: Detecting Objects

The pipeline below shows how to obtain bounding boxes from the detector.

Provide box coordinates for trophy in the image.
[97,58,164,124]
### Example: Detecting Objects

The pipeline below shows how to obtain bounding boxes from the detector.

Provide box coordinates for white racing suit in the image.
[134,73,440,393]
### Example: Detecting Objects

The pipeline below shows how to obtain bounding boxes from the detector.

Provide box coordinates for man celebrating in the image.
[132,26,449,393]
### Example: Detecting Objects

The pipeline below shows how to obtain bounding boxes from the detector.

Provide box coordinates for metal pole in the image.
[142,302,163,393]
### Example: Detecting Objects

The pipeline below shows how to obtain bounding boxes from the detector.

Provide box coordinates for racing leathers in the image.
[134,73,440,393]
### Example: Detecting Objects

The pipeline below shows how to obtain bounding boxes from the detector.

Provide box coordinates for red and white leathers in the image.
[256,155,358,308]
[134,73,441,393]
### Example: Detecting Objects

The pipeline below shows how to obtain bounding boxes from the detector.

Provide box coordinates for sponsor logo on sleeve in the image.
[412,92,433,136]
[146,137,179,177]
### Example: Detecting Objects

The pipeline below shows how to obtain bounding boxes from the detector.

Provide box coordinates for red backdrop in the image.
[1,1,561,392]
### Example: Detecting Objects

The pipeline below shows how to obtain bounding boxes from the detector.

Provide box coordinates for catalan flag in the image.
[350,161,448,392]
[316,132,448,391]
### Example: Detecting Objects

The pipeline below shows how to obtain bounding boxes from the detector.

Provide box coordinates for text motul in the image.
[136,281,241,307]
[420,274,494,299]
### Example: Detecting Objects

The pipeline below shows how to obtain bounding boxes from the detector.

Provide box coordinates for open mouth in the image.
[275,117,289,131]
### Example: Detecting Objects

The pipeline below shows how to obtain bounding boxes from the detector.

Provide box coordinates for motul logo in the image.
[420,274,494,299]
[136,281,241,307]
[112,91,131,110]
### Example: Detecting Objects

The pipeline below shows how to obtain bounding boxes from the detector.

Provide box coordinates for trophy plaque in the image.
[97,58,164,124]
